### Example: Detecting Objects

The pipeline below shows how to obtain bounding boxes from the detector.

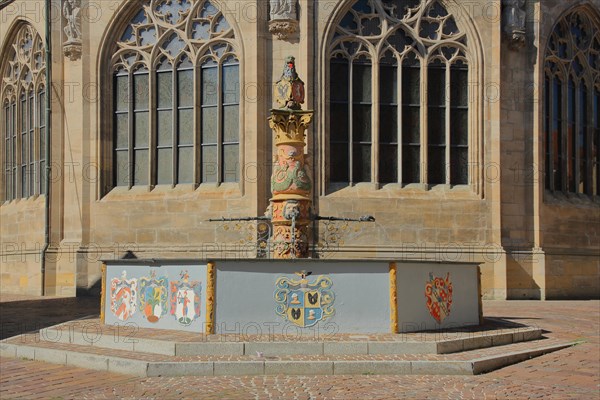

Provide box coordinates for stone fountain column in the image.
[268,57,314,259]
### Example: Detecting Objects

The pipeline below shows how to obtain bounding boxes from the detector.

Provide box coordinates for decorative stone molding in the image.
[268,19,299,40]
[269,0,298,40]
[503,0,526,50]
[63,0,82,60]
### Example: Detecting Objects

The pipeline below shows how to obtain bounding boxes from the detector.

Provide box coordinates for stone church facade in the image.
[0,0,598,299]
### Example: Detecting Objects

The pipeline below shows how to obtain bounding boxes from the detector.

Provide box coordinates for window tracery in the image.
[544,9,600,196]
[328,0,471,188]
[109,0,239,189]
[1,24,46,201]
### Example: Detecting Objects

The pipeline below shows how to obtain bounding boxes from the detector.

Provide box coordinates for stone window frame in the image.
[98,0,243,196]
[0,22,46,203]
[542,7,600,198]
[319,0,484,197]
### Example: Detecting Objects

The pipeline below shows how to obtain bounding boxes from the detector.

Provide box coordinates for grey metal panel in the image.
[214,260,390,334]
[396,263,480,332]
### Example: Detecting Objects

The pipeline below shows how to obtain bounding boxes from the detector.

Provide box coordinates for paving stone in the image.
[264,361,333,375]
[410,360,473,375]
[246,342,324,356]
[492,332,514,346]
[368,341,436,354]
[436,339,464,353]
[15,345,35,360]
[176,342,243,356]
[134,338,176,355]
[463,335,494,351]
[0,343,16,358]
[214,361,264,375]
[146,362,214,377]
[108,357,149,377]
[34,347,67,364]
[324,342,368,355]
[0,300,598,400]
[66,352,109,371]
[334,360,411,375]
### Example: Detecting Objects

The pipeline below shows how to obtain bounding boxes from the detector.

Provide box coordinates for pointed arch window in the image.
[544,10,600,196]
[108,0,240,190]
[1,24,46,202]
[327,0,472,189]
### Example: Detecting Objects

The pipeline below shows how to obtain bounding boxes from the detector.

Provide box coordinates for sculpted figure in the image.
[63,0,82,42]
[270,0,296,20]
[503,0,526,48]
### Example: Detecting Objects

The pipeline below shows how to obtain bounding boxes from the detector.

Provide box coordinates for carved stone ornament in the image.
[269,0,298,40]
[503,0,526,50]
[63,0,82,60]
[269,20,299,40]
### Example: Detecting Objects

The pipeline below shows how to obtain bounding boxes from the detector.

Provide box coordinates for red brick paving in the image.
[0,300,598,399]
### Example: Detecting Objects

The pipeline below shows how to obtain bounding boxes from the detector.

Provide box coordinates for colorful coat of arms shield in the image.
[110,271,137,321]
[138,270,168,323]
[274,272,334,328]
[425,272,453,324]
[170,270,202,326]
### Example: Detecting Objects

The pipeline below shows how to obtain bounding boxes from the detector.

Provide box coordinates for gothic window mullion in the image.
[444,62,451,185]
[194,63,201,187]
[28,90,34,196]
[19,93,26,198]
[217,61,223,185]
[372,57,379,186]
[544,73,553,191]
[574,80,582,194]
[11,101,16,199]
[147,66,157,189]
[396,58,402,185]
[585,84,593,195]
[127,71,134,189]
[561,78,569,192]
[172,65,178,186]
[348,60,354,185]
[420,60,428,186]
[38,88,46,195]
[3,101,11,201]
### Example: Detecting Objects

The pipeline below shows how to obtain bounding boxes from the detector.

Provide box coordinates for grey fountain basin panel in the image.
[103,260,480,334]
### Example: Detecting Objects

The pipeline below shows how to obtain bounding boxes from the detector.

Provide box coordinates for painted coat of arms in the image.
[110,270,138,321]
[138,270,168,323]
[170,270,202,326]
[425,272,453,324]
[274,271,335,328]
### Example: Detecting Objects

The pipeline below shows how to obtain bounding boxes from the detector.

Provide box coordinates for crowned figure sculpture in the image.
[268,57,314,258]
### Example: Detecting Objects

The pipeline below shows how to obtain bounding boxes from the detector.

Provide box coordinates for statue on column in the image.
[63,0,82,60]
[503,0,526,50]
[269,57,313,259]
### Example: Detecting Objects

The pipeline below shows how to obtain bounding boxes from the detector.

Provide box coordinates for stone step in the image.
[0,334,573,377]
[34,319,543,357]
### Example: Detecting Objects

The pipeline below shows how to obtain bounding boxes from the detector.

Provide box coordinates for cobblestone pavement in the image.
[0,300,598,399]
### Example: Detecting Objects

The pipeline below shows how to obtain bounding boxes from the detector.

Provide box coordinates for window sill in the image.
[543,190,600,207]
[1,195,45,207]
[101,182,242,201]
[325,182,479,199]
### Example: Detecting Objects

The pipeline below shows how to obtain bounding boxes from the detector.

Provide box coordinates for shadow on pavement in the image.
[0,296,100,340]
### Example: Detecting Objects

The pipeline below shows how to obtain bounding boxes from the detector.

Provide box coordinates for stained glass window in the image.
[1,24,46,201]
[110,0,239,189]
[329,0,470,188]
[544,10,600,196]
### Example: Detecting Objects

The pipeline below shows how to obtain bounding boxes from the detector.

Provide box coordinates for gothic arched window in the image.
[1,24,46,202]
[327,0,471,189]
[544,9,600,196]
[109,0,239,189]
